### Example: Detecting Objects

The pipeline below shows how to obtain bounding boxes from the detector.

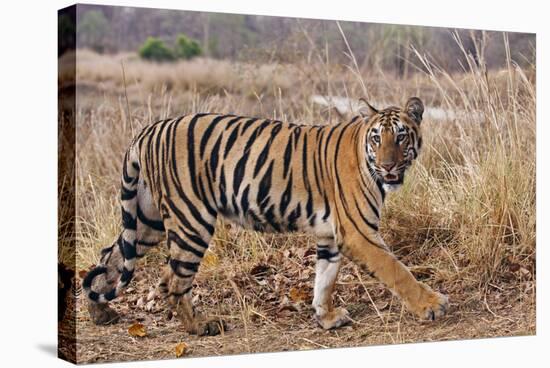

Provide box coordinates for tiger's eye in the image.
[372,135,380,144]
[397,134,406,143]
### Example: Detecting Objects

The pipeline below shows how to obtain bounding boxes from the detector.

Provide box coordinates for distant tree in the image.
[77,10,110,52]
[138,37,175,61]
[174,34,202,59]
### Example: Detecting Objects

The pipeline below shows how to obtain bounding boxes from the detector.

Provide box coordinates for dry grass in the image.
[59,34,535,363]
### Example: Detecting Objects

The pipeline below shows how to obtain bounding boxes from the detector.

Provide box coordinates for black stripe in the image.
[82,266,107,289]
[279,172,293,217]
[203,160,220,209]
[149,122,162,194]
[376,178,386,201]
[163,117,185,199]
[253,123,282,178]
[257,161,274,211]
[169,286,192,297]
[354,198,379,232]
[167,229,205,258]
[323,124,340,175]
[121,207,137,230]
[283,134,293,179]
[225,115,243,129]
[293,126,302,149]
[240,117,258,135]
[363,188,380,219]
[158,123,172,199]
[169,258,200,276]
[263,204,281,231]
[245,119,270,151]
[121,186,137,201]
[231,194,240,216]
[137,239,159,247]
[223,123,241,158]
[169,143,216,235]
[178,225,210,250]
[317,249,339,260]
[122,152,136,184]
[104,288,117,301]
[233,149,251,197]
[312,146,323,195]
[120,238,136,260]
[100,244,114,256]
[159,119,178,191]
[197,174,217,217]
[322,193,331,221]
[249,210,264,231]
[358,160,382,210]
[137,205,165,232]
[219,168,228,212]
[308,213,317,227]
[241,184,250,214]
[287,203,301,231]
[302,134,314,220]
[187,113,210,197]
[317,128,326,182]
[209,134,223,180]
[199,115,234,158]
[120,266,134,284]
[164,196,201,237]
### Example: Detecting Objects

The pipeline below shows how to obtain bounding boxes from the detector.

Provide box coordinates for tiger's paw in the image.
[87,301,120,325]
[409,286,449,321]
[316,307,351,330]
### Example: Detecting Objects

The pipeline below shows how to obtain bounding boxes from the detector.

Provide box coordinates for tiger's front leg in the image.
[312,236,351,329]
[341,232,449,321]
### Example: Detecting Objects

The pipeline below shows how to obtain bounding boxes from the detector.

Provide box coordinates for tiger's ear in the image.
[358,97,378,118]
[404,97,424,124]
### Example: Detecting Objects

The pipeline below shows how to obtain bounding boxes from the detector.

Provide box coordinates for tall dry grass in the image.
[64,33,535,327]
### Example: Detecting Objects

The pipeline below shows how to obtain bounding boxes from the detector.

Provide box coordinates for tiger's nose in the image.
[381,162,395,172]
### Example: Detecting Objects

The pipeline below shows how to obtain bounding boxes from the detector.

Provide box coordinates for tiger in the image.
[83,97,449,335]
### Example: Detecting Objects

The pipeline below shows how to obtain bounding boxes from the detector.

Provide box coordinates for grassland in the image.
[58,35,535,363]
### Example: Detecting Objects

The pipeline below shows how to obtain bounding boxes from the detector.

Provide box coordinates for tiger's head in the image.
[360,97,424,192]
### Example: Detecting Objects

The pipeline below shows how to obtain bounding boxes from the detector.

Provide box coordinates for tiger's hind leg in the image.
[312,236,351,329]
[163,211,226,336]
[86,178,165,325]
[85,237,124,325]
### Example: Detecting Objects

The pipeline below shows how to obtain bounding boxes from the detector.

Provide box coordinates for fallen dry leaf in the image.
[289,287,309,303]
[128,323,147,337]
[175,342,188,357]
[202,251,219,268]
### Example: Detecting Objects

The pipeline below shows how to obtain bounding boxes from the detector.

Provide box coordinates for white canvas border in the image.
[0,0,544,367]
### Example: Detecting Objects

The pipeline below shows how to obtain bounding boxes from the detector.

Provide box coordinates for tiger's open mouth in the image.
[384,173,398,181]
[382,172,404,185]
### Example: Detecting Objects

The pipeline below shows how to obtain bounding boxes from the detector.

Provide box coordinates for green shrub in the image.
[138,37,174,62]
[174,34,202,60]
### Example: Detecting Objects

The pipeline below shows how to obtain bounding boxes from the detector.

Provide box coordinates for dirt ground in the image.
[66,243,535,364]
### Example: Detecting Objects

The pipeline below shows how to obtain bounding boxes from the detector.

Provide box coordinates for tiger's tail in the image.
[82,145,140,304]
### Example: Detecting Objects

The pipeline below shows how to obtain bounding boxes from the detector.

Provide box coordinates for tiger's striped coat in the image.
[83,97,448,335]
